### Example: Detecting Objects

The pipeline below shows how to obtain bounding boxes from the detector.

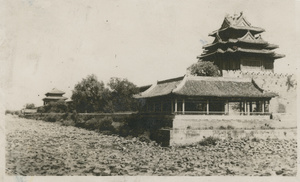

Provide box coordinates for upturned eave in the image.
[209,26,265,37]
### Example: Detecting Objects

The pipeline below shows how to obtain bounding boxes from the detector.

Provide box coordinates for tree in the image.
[107,77,139,112]
[43,100,68,113]
[25,103,35,109]
[71,74,110,113]
[187,61,220,77]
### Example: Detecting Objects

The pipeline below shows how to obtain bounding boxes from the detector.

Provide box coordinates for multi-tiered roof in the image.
[42,88,67,105]
[198,12,284,72]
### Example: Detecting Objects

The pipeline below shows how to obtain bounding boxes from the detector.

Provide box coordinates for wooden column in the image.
[240,102,242,115]
[262,100,265,113]
[227,101,230,115]
[171,100,174,113]
[244,101,247,115]
[225,100,229,115]
[182,99,185,115]
[175,99,178,113]
[206,100,209,115]
[247,102,250,115]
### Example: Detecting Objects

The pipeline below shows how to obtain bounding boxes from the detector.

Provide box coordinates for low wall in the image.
[169,128,297,146]
[21,112,135,122]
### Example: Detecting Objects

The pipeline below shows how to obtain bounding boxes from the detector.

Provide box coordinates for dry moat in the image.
[5,115,297,176]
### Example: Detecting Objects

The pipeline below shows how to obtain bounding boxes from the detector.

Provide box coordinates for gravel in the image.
[5,115,297,176]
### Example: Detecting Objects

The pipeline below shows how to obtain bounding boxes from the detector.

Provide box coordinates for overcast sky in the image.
[2,0,299,110]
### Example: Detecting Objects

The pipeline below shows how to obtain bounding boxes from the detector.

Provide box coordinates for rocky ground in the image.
[5,115,297,176]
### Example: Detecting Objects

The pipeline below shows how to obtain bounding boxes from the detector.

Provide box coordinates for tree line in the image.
[36,74,140,113]
[27,61,220,113]
[71,74,139,113]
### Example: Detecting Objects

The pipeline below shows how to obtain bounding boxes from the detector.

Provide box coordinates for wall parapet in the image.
[222,70,294,79]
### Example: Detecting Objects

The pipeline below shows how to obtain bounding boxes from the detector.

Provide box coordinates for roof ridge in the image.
[157,75,185,84]
[172,75,188,93]
[209,26,265,37]
[186,75,251,82]
[137,81,157,96]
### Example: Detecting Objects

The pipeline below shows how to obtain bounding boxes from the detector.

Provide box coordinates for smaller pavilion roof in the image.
[43,96,68,101]
[136,76,184,98]
[45,88,65,95]
[134,75,276,99]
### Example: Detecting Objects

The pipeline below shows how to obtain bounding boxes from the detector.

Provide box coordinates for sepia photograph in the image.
[1,0,299,181]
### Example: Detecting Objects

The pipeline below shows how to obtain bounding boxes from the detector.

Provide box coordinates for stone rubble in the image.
[5,115,297,176]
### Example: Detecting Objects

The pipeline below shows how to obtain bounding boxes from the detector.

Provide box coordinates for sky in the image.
[1,0,299,110]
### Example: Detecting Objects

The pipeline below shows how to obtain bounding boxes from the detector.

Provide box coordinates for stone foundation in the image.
[169,128,296,146]
[173,115,271,129]
[156,114,296,146]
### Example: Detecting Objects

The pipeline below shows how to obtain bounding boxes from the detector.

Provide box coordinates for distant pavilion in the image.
[42,88,67,105]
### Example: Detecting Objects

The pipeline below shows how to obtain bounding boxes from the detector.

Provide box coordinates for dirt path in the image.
[5,115,297,176]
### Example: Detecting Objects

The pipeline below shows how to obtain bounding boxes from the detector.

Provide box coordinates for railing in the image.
[249,112,271,116]
[138,111,174,115]
[170,111,270,116]
[175,111,224,115]
[121,109,272,116]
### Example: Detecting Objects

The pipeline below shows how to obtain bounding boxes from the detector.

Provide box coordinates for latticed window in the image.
[248,60,260,67]
[242,59,261,70]
[265,62,273,70]
[231,60,240,70]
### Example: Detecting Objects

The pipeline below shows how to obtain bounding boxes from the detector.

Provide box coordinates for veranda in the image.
[142,96,270,116]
